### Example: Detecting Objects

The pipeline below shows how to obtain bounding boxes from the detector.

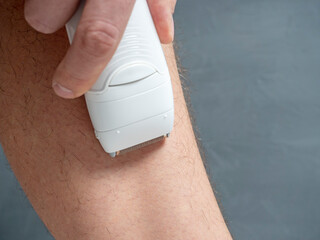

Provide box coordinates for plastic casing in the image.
[65,0,174,155]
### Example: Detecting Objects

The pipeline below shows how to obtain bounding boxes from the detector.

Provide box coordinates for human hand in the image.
[24,0,177,99]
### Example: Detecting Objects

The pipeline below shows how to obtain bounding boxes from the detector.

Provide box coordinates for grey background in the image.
[1,0,320,239]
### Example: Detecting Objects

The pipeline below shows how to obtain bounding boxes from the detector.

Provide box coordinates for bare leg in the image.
[0,1,232,239]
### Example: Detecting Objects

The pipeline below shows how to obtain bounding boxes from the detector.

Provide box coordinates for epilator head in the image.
[66,0,174,157]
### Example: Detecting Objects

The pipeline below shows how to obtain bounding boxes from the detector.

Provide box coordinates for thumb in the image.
[52,0,135,99]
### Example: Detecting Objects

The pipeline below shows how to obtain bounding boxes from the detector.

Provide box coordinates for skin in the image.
[0,0,232,239]
[24,0,176,98]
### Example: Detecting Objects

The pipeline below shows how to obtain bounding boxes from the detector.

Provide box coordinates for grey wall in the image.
[174,0,320,239]
[1,0,320,239]
[0,147,54,239]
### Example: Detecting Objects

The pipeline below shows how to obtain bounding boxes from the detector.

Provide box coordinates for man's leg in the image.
[0,1,232,239]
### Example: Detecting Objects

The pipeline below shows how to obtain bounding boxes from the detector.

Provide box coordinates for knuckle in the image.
[79,20,119,57]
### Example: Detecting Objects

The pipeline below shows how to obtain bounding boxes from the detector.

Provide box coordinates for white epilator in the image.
[65,0,174,157]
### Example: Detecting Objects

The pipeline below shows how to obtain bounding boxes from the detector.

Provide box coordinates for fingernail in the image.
[170,17,175,42]
[52,81,74,99]
[24,13,55,34]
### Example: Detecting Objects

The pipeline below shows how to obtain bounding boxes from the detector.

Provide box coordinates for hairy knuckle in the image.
[79,20,119,57]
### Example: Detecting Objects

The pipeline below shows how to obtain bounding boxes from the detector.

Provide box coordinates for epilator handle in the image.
[65,0,168,96]
[65,0,174,156]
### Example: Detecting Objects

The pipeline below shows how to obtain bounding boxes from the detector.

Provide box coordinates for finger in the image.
[52,0,136,99]
[24,0,80,34]
[147,0,177,44]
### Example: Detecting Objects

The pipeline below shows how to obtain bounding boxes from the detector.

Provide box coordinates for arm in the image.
[0,2,232,239]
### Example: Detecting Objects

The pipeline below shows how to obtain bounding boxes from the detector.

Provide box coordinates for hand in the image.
[24,0,177,99]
